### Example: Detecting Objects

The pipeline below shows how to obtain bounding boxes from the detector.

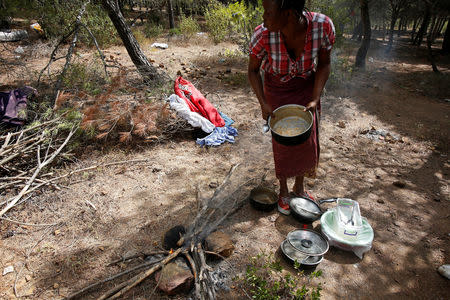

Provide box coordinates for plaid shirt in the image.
[249,12,335,82]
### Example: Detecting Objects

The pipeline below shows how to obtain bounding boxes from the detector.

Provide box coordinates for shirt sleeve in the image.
[249,24,266,59]
[321,16,336,51]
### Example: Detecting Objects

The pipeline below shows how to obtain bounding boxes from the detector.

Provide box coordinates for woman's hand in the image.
[261,102,274,120]
[304,98,319,112]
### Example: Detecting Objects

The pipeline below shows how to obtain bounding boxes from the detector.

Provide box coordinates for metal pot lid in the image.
[287,229,329,256]
[281,240,323,266]
[290,197,322,216]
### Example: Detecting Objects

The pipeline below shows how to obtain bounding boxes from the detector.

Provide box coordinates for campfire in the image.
[65,164,263,300]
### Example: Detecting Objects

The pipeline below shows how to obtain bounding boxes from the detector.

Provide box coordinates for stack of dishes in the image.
[280,229,329,268]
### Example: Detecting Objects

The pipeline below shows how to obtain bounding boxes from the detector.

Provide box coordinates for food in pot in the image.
[272,116,309,137]
[252,193,275,204]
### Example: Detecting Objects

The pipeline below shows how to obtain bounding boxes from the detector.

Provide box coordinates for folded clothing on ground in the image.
[174,77,225,127]
[167,94,215,133]
[196,126,238,147]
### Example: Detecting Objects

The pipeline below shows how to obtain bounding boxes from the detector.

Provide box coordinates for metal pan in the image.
[280,239,323,268]
[249,186,278,212]
[290,197,338,223]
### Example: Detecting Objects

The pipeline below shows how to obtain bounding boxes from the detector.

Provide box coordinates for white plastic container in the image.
[332,198,363,241]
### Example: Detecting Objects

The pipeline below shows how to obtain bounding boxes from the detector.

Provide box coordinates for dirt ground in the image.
[1,32,449,300]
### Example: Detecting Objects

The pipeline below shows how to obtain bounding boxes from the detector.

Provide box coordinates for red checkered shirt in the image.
[249,12,335,82]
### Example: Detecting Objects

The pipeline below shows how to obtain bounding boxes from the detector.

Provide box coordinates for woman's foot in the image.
[277,195,291,215]
[292,185,315,201]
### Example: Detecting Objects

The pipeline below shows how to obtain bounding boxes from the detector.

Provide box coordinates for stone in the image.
[205,231,235,258]
[3,265,14,275]
[15,46,25,54]
[155,257,193,295]
[209,182,218,189]
[438,265,450,280]
[377,199,385,204]
[337,121,346,128]
[393,181,406,188]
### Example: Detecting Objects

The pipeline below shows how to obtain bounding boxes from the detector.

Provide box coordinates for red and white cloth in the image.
[174,77,225,127]
[249,12,335,82]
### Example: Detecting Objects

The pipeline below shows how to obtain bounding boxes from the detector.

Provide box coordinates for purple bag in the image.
[0,86,37,126]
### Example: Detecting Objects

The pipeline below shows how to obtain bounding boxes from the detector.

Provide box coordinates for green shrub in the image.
[62,61,107,95]
[169,27,182,36]
[35,1,120,47]
[205,0,263,50]
[234,252,323,300]
[179,15,200,38]
[143,22,164,38]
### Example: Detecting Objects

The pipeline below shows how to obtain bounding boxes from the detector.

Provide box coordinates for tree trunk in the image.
[101,0,159,81]
[442,19,450,54]
[426,14,439,73]
[167,0,175,29]
[387,8,399,51]
[355,0,371,69]
[411,17,420,42]
[413,4,431,46]
[352,21,363,40]
[438,17,448,36]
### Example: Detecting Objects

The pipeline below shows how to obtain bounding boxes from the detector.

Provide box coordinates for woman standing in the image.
[248,0,335,215]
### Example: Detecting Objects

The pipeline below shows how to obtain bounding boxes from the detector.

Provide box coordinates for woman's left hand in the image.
[304,99,319,112]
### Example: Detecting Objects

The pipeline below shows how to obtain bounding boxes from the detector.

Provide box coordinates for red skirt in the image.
[264,73,320,179]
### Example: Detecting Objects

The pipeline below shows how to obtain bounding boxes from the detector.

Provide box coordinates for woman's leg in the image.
[293,175,304,196]
[278,177,290,215]
[279,177,289,198]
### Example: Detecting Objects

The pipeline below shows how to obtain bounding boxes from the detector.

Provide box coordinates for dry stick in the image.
[0,117,63,141]
[190,164,239,238]
[97,248,182,300]
[196,244,214,300]
[0,126,77,217]
[37,27,77,85]
[0,217,58,227]
[53,1,90,101]
[183,251,200,299]
[0,159,152,207]
[65,257,164,300]
[80,22,109,78]
[107,250,168,266]
[0,133,46,165]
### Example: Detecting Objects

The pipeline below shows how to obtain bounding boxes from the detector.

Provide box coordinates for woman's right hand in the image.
[261,102,274,120]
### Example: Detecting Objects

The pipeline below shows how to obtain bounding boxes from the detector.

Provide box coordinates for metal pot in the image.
[280,229,329,268]
[249,186,278,212]
[267,104,313,146]
[290,197,338,223]
[280,239,323,268]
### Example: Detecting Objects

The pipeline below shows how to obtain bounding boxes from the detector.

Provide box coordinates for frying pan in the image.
[290,197,339,223]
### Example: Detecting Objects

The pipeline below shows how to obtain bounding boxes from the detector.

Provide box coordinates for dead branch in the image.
[0,126,77,217]
[53,2,90,100]
[96,248,182,300]
[80,22,109,78]
[65,256,165,300]
[0,217,58,227]
[107,250,168,266]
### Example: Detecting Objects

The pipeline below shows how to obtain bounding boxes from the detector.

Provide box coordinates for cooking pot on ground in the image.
[280,229,329,268]
[290,197,339,223]
[267,104,314,146]
[249,186,278,211]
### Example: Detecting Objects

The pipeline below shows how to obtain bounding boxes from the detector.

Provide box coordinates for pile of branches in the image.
[0,117,78,218]
[66,165,263,300]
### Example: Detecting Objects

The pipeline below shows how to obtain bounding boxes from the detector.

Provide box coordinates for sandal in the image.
[277,195,291,215]
[292,190,315,201]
